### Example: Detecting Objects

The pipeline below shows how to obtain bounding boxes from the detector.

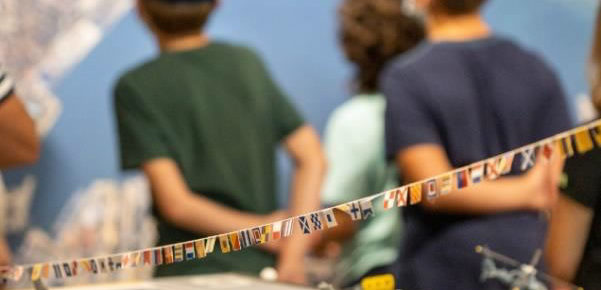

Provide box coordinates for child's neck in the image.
[158,33,210,52]
[426,13,491,42]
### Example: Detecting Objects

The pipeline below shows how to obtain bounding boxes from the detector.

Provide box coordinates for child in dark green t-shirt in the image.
[114,0,325,283]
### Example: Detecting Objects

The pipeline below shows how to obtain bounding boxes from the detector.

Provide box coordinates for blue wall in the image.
[5,0,597,246]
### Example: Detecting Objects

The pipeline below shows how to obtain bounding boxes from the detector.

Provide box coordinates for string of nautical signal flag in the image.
[1,118,601,285]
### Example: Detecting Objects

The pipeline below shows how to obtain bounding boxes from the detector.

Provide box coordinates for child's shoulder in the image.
[212,41,264,62]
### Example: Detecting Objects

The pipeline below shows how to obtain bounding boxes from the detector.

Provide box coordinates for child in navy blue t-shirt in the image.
[381,1,572,289]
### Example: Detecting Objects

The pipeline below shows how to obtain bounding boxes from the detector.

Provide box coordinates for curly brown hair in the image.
[339,0,424,93]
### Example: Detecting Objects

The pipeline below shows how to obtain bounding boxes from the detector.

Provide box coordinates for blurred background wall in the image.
[2,0,597,264]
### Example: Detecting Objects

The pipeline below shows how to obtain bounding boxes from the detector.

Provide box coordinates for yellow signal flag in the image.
[219,235,231,254]
[590,124,601,147]
[409,183,422,205]
[574,129,594,154]
[31,264,42,281]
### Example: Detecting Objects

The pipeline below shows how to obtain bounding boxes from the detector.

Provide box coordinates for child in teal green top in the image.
[320,0,423,287]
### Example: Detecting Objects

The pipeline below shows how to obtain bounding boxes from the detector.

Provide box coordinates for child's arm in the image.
[142,158,287,235]
[0,94,40,168]
[546,195,592,284]
[277,125,327,284]
[396,144,563,214]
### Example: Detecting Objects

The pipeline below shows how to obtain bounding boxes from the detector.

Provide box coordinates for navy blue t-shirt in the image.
[382,36,572,289]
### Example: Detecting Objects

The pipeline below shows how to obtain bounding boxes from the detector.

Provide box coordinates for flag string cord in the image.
[3,118,601,284]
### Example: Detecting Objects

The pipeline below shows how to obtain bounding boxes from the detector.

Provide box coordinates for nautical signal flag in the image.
[558,136,575,157]
[163,246,174,264]
[591,125,601,146]
[283,218,294,237]
[470,164,484,184]
[397,187,408,206]
[63,263,72,277]
[90,259,98,274]
[424,179,438,201]
[240,230,253,248]
[143,250,152,265]
[205,237,216,254]
[229,232,241,251]
[382,190,397,210]
[409,183,422,205]
[219,235,231,253]
[195,240,206,258]
[574,129,594,154]
[520,146,536,171]
[438,174,453,195]
[542,142,554,161]
[341,201,363,221]
[73,260,80,274]
[98,258,107,273]
[321,208,338,228]
[456,169,469,189]
[53,264,62,279]
[272,221,282,240]
[154,249,163,265]
[360,199,374,219]
[31,264,42,281]
[261,224,272,243]
[251,228,262,244]
[184,242,196,260]
[310,213,323,231]
[298,216,312,234]
[173,244,184,262]
[485,158,500,180]
[41,264,49,279]
[121,254,130,268]
[129,252,139,267]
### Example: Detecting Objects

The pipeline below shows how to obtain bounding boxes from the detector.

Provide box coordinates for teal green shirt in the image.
[114,42,304,277]
[322,94,401,285]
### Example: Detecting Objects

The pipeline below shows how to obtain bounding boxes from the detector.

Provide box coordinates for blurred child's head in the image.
[590,6,601,113]
[137,0,216,37]
[339,0,424,93]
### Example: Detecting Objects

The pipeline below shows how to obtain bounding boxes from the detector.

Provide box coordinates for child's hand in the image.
[523,148,565,211]
[277,258,307,285]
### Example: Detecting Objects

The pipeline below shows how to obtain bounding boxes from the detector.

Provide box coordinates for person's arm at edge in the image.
[397,144,563,214]
[546,194,592,286]
[142,158,286,235]
[277,125,327,284]
[0,94,40,168]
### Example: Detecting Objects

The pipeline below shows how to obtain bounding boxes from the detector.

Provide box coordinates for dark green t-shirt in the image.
[114,42,304,277]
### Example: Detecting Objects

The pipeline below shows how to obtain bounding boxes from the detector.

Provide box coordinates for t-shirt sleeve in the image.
[382,67,441,159]
[534,62,573,139]
[561,150,601,209]
[271,86,305,141]
[114,78,170,169]
[0,66,15,103]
